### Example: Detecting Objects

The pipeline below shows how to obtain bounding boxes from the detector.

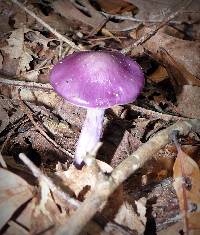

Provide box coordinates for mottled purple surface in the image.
[50,51,144,108]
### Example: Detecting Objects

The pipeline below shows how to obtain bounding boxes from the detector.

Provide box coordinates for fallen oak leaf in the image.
[172,132,200,234]
[0,168,33,229]
[136,27,200,80]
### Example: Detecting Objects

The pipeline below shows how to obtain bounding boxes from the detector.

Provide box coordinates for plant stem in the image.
[74,108,105,165]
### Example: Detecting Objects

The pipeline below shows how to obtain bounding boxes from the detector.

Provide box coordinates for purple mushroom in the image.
[50,51,144,167]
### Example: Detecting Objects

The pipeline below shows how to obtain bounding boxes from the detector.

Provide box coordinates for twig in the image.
[101,12,183,25]
[0,76,53,91]
[121,0,193,54]
[55,119,200,235]
[87,18,108,37]
[11,0,81,51]
[129,104,188,122]
[17,90,74,158]
[19,153,79,208]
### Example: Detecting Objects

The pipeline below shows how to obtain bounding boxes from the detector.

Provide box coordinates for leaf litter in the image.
[0,0,200,234]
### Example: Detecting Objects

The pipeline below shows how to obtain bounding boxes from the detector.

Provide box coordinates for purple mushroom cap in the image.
[50,51,144,108]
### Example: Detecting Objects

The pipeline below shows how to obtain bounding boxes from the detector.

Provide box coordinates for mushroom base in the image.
[74,108,105,166]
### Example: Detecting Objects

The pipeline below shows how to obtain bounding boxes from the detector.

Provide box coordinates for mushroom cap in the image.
[50,51,144,108]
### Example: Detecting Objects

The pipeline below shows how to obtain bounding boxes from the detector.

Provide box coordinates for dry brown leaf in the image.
[149,65,168,83]
[114,198,146,234]
[2,28,25,59]
[128,0,200,23]
[52,0,138,32]
[4,221,29,235]
[173,147,200,233]
[1,28,33,73]
[31,180,66,234]
[159,48,200,89]
[56,160,113,198]
[26,30,52,52]
[177,85,200,119]
[0,168,33,229]
[0,97,24,134]
[16,179,67,235]
[97,0,135,14]
[138,27,200,81]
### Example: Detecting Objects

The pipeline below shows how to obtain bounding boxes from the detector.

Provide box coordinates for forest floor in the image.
[0,1,200,235]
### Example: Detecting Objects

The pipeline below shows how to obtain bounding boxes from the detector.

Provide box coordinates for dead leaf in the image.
[56,160,113,198]
[4,221,29,235]
[149,65,168,83]
[138,27,200,81]
[1,28,33,73]
[97,0,135,14]
[15,179,67,235]
[128,0,200,23]
[114,198,146,233]
[52,0,138,32]
[177,85,200,119]
[0,168,33,229]
[159,48,200,89]
[31,180,66,234]
[0,97,24,134]
[173,147,200,233]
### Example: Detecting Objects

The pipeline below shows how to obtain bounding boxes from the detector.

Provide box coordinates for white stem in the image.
[74,108,105,165]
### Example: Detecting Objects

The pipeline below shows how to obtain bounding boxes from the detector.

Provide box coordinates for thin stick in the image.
[0,76,53,91]
[19,153,79,208]
[121,0,193,54]
[101,12,182,25]
[0,76,189,122]
[11,0,81,51]
[55,119,200,235]
[129,104,188,122]
[18,90,74,158]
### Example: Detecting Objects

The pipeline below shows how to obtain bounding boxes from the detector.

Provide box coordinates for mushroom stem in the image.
[74,108,105,166]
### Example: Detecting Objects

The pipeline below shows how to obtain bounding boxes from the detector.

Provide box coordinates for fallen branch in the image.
[121,0,193,54]
[11,0,81,51]
[55,119,200,235]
